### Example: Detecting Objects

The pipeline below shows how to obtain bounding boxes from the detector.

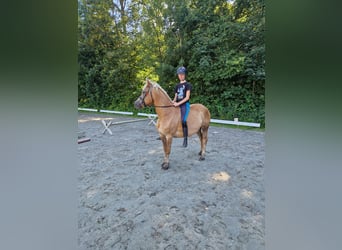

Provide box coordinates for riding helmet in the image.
[176,66,187,75]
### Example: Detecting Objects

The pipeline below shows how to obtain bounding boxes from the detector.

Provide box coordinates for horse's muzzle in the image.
[134,99,143,109]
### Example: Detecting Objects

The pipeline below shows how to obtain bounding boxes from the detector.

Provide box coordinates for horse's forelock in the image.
[142,82,148,91]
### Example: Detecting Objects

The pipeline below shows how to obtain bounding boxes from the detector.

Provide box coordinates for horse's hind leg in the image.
[197,130,203,156]
[198,126,208,161]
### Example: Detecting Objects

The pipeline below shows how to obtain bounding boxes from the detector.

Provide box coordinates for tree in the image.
[78,0,265,125]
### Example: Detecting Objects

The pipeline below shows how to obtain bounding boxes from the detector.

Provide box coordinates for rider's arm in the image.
[173,93,178,102]
[175,90,190,105]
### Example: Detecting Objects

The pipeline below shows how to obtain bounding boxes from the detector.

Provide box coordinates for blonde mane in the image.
[149,80,173,102]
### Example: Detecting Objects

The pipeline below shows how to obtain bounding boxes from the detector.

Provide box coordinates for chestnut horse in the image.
[134,79,211,170]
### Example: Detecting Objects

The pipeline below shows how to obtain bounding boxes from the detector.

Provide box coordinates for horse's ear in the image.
[146,78,151,85]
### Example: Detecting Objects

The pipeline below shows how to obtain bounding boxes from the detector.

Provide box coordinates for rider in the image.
[172,66,192,147]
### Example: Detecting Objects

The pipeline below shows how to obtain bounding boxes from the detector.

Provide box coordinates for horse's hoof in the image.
[161,162,169,170]
[199,156,205,161]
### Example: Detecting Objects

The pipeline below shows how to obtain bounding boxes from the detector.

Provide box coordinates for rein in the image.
[153,105,175,108]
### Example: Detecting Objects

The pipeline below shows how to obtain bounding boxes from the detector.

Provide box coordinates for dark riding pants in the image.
[180,102,190,122]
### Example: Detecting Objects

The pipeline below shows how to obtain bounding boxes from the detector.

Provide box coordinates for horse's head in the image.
[134,79,154,109]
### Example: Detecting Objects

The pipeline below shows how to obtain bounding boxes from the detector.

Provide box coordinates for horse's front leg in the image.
[160,134,172,170]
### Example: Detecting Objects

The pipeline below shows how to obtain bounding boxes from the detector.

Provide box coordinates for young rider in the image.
[172,66,192,147]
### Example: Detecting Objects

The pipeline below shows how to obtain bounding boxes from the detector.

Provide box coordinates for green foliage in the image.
[78,0,265,126]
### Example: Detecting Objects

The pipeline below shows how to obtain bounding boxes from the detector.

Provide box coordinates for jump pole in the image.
[102,118,149,135]
[78,138,91,144]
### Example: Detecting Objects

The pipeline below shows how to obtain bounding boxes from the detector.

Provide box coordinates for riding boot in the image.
[182,121,188,147]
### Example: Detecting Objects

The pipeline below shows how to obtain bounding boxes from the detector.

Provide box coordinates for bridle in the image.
[137,89,149,107]
[139,84,175,108]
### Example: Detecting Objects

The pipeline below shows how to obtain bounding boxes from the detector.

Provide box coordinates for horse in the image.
[134,79,211,170]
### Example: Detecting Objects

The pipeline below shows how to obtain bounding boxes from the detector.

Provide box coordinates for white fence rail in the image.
[78,108,98,112]
[210,118,260,128]
[99,109,133,115]
[78,108,261,128]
